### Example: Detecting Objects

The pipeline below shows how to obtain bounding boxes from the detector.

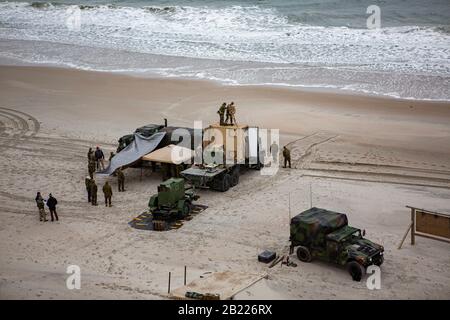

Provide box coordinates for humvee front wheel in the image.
[346,261,365,282]
[296,246,312,262]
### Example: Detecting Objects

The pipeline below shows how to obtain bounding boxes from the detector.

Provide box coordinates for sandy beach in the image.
[0,65,449,299]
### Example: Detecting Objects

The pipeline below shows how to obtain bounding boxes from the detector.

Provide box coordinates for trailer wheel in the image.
[231,170,239,187]
[218,174,231,192]
[296,246,312,262]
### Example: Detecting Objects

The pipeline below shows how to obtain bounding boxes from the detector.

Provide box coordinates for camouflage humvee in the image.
[290,207,384,281]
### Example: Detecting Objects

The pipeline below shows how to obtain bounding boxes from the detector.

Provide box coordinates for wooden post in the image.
[184,266,187,286]
[411,207,415,245]
[288,193,291,226]
[398,221,413,249]
[168,272,171,294]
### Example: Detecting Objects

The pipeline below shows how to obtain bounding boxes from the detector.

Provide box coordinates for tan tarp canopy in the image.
[142,144,193,164]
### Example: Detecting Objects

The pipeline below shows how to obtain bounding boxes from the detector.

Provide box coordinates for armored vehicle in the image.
[148,178,199,220]
[181,123,264,192]
[290,207,384,281]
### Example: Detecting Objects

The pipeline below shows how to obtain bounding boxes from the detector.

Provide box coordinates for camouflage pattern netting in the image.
[290,207,348,247]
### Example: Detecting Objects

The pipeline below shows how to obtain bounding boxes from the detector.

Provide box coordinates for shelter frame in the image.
[398,206,450,249]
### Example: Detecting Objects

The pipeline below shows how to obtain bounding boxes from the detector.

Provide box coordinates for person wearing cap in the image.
[95,146,105,171]
[46,193,59,222]
[85,176,93,202]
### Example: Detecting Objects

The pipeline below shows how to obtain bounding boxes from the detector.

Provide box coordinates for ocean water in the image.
[0,0,449,100]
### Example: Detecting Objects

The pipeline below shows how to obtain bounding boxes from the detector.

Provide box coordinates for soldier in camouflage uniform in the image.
[282,146,291,168]
[35,192,47,222]
[117,167,125,192]
[217,102,227,126]
[85,176,92,202]
[226,102,237,125]
[102,181,113,207]
[90,179,98,206]
[87,147,94,163]
[88,160,96,179]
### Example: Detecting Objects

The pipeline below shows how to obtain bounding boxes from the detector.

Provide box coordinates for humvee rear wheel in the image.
[346,261,365,282]
[296,246,312,262]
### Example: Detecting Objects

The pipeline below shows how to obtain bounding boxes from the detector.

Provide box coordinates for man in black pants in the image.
[46,193,59,222]
[95,146,105,171]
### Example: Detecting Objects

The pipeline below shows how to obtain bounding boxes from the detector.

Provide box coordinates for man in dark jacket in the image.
[46,193,59,222]
[95,146,105,171]
[282,146,291,168]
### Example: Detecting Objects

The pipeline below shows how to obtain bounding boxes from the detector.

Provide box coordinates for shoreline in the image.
[1,64,449,142]
[1,51,449,103]
[2,62,450,105]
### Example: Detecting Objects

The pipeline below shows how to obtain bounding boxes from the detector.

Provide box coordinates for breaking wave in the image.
[0,1,449,100]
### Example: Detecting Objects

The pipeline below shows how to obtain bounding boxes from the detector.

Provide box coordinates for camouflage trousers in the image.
[39,207,47,221]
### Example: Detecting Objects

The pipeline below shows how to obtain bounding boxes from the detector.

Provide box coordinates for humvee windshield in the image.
[327,226,362,243]
[341,230,362,243]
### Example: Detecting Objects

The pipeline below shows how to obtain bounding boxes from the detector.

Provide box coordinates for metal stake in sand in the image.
[184,266,187,286]
[168,271,171,294]
[288,192,291,224]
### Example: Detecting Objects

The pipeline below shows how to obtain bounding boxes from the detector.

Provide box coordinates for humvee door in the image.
[326,240,340,263]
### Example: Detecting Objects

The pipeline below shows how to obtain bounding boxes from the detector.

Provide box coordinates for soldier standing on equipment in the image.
[85,176,92,202]
[217,102,227,126]
[102,181,113,207]
[282,146,291,168]
[95,146,105,171]
[35,192,47,222]
[117,167,125,192]
[226,102,237,125]
[46,193,59,222]
[91,179,98,206]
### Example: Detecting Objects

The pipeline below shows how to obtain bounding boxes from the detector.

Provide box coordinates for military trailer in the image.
[181,123,264,192]
[290,207,384,281]
[148,178,199,220]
